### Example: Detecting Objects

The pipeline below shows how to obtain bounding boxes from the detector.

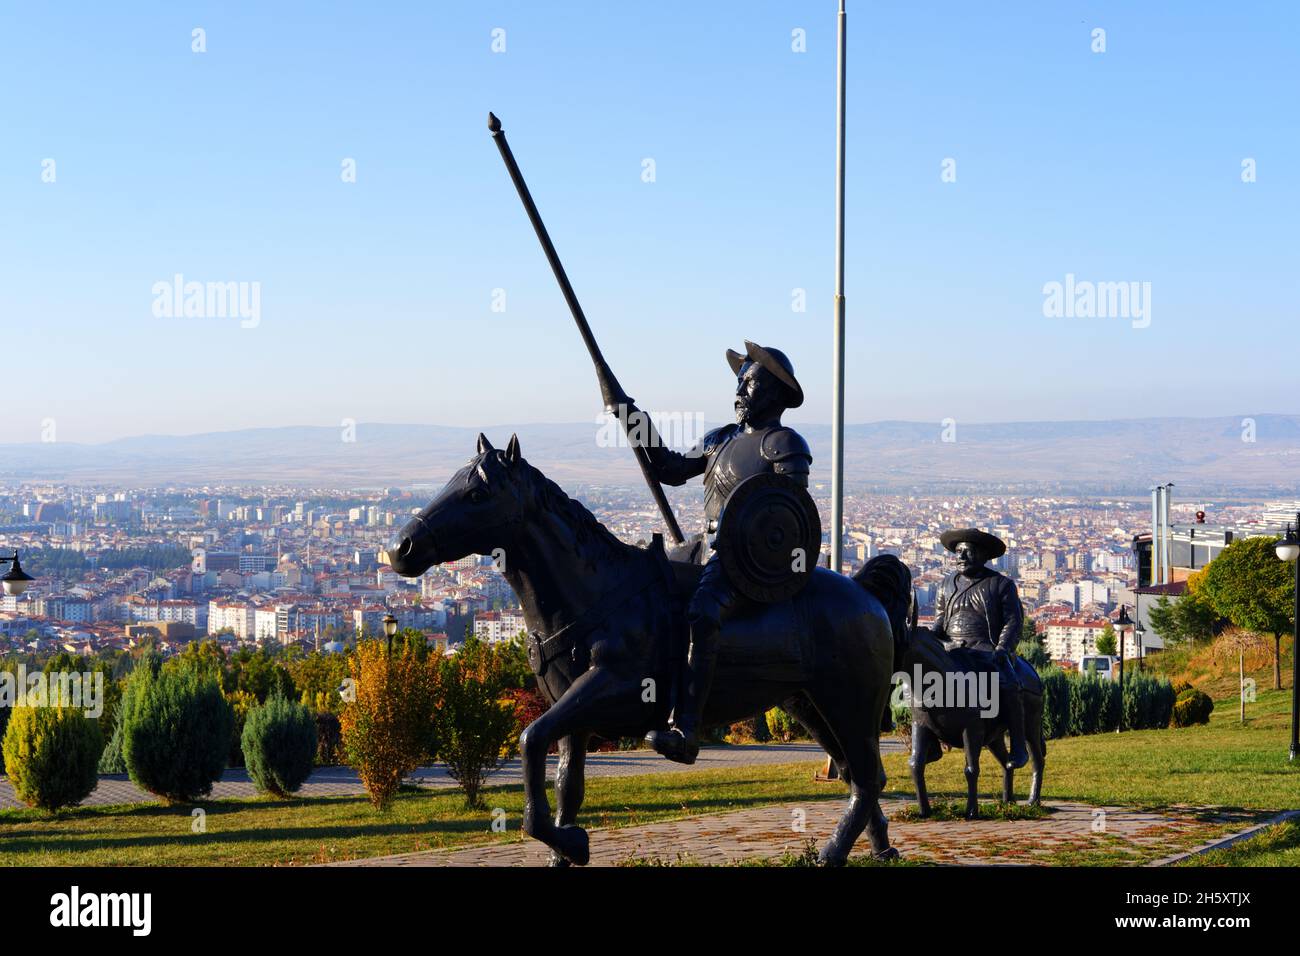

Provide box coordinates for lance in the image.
[488,112,686,546]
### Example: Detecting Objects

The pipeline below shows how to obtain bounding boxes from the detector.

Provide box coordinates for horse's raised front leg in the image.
[908,722,935,818]
[961,723,983,820]
[548,732,591,868]
[520,666,631,865]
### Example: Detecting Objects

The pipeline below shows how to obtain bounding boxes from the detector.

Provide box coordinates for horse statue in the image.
[386,434,900,866]
[903,621,1046,819]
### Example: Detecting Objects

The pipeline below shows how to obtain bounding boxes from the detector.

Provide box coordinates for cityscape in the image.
[3,476,1294,673]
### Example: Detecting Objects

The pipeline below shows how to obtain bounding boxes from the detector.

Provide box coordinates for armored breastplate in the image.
[703,428,772,523]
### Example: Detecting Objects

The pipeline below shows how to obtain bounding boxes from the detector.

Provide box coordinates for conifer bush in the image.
[122,666,234,803]
[241,695,317,797]
[1,705,103,811]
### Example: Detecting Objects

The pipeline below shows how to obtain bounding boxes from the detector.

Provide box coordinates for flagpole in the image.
[830,0,847,573]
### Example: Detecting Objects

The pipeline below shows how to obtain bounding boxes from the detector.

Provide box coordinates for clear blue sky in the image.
[2,1,1295,444]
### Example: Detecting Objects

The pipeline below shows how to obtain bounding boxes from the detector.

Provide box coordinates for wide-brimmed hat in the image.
[726,341,804,409]
[940,528,1006,559]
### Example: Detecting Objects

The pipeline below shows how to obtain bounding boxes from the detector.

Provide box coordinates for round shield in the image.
[716,472,822,603]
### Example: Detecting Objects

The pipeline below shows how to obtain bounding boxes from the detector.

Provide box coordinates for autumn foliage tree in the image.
[1203,537,1295,690]
[340,639,438,809]
[432,637,523,809]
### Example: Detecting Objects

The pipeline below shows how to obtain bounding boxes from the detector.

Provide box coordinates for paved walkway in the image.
[0,742,856,810]
[330,798,1261,868]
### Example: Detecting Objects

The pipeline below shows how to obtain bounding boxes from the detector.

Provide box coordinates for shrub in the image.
[1068,673,1105,736]
[765,707,807,742]
[1171,688,1214,727]
[98,706,128,773]
[224,689,257,769]
[314,710,343,766]
[502,687,553,756]
[241,695,317,797]
[1039,668,1071,739]
[433,638,522,809]
[340,640,438,809]
[1123,672,1176,731]
[1017,640,1051,671]
[122,666,234,803]
[1,705,103,810]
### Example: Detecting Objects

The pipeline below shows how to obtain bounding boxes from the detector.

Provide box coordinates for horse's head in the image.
[386,432,526,577]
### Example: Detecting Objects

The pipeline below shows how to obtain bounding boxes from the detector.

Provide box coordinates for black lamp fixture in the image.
[382,612,398,653]
[1,552,34,596]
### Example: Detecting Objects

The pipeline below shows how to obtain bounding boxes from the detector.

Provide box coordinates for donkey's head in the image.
[386,433,526,577]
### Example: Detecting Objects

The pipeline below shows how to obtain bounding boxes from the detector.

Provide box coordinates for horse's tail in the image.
[851,554,914,674]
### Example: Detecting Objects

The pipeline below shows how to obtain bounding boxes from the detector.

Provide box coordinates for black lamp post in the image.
[1273,516,1299,762]
[1116,605,1132,733]
[1,552,34,596]
[382,612,398,654]
[1135,621,1145,673]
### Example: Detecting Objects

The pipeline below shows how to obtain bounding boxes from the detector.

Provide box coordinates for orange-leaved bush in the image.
[340,639,438,809]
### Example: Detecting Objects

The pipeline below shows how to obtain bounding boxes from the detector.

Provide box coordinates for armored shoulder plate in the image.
[760,426,812,465]
[702,424,738,456]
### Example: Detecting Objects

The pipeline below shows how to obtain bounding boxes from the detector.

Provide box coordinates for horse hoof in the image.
[554,825,590,866]
[817,847,848,867]
[548,850,571,868]
[873,846,900,863]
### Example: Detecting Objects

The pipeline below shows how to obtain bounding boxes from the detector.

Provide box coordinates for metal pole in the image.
[830,0,847,573]
[1154,489,1164,587]
[1292,510,1299,761]
[1170,481,1180,580]
[1117,624,1125,733]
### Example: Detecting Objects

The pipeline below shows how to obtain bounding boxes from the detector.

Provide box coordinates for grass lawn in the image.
[0,762,838,866]
[877,685,1299,812]
[1,685,1294,866]
[1179,821,1300,866]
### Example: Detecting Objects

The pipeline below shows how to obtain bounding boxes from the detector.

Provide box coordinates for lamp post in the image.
[1,552,34,596]
[1115,606,1131,733]
[382,613,398,655]
[1135,621,1145,673]
[1273,516,1299,762]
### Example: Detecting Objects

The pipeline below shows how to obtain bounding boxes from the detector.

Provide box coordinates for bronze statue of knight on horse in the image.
[383,114,909,867]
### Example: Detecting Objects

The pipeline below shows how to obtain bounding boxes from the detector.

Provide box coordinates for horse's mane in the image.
[520,459,638,561]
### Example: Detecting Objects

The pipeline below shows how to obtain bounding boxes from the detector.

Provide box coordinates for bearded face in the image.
[733,361,784,426]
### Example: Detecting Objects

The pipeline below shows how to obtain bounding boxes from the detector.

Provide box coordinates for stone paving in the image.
[0,742,849,810]
[328,798,1262,868]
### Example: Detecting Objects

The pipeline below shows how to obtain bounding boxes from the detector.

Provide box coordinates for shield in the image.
[716,472,822,603]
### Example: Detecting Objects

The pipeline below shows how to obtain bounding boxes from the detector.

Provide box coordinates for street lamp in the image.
[382,613,398,654]
[1,552,34,596]
[1116,606,1132,733]
[1274,516,1299,761]
[1135,621,1145,673]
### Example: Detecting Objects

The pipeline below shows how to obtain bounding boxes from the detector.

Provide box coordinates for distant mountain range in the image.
[3,415,1300,497]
